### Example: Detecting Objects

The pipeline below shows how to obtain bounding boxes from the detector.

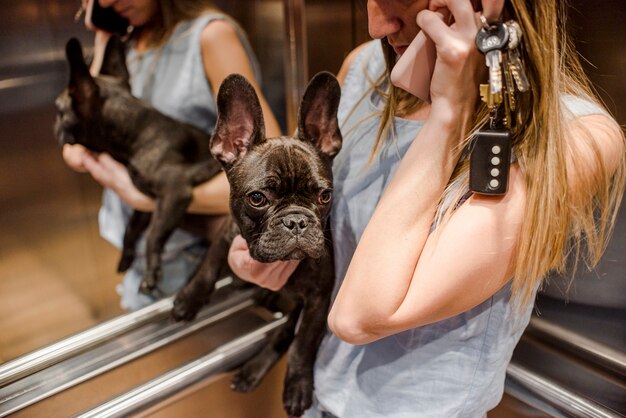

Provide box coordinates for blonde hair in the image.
[372,0,626,306]
[133,0,219,47]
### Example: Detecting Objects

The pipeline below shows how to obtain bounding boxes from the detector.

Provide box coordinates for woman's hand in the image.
[228,235,300,291]
[82,151,156,211]
[418,0,505,121]
[63,143,91,173]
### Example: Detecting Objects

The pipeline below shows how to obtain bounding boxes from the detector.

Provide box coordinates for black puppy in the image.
[171,72,341,417]
[54,37,223,294]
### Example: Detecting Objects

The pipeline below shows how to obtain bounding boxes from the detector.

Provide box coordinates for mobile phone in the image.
[391,2,481,103]
[85,0,130,35]
[389,31,437,103]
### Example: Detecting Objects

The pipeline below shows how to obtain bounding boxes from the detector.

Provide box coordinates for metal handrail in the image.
[506,363,622,418]
[76,316,289,418]
[0,286,256,417]
[0,278,234,387]
[527,316,626,376]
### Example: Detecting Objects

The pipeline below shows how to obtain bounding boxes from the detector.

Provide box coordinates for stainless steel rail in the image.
[506,363,622,418]
[0,277,234,387]
[0,283,254,417]
[77,316,288,418]
[526,316,626,376]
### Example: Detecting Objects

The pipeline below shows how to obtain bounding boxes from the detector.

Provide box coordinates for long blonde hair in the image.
[373,0,626,306]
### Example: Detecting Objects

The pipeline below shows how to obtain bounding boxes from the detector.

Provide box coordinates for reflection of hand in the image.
[62,143,91,173]
[418,0,505,120]
[228,235,300,291]
[82,152,156,212]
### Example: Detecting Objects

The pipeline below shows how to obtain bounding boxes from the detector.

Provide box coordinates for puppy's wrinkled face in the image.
[211,72,342,263]
[53,36,132,153]
[231,138,333,262]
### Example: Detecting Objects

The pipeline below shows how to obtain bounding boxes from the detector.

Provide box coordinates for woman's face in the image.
[367,0,430,56]
[98,0,159,27]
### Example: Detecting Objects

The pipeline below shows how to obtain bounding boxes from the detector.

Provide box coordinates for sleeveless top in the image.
[98,14,261,259]
[313,41,609,418]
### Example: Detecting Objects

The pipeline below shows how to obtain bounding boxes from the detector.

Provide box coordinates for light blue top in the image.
[98,14,260,259]
[311,41,607,418]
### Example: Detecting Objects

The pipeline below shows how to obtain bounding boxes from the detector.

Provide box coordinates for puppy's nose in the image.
[282,215,308,235]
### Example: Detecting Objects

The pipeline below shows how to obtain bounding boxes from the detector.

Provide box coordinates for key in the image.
[503,20,530,93]
[480,83,502,108]
[504,20,522,50]
[508,47,530,92]
[469,129,512,195]
[476,22,509,96]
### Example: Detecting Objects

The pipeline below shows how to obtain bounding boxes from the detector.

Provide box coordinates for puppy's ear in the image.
[99,35,130,89]
[297,71,342,158]
[66,38,101,118]
[211,74,265,168]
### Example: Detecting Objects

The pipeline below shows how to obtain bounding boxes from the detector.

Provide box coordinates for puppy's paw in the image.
[231,364,265,393]
[138,278,157,295]
[117,252,135,273]
[283,376,313,417]
[171,293,200,322]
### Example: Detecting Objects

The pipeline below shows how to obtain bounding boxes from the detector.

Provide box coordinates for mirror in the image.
[0,0,287,362]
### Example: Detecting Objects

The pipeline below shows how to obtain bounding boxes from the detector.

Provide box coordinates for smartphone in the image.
[84,0,129,34]
[389,31,437,103]
[391,3,480,103]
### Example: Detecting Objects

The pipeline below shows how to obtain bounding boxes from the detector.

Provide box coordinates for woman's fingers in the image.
[428,0,475,34]
[416,9,452,49]
[481,0,506,23]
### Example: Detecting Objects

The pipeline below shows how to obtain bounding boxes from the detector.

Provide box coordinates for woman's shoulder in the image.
[561,95,624,204]
[337,41,375,85]
[336,41,383,87]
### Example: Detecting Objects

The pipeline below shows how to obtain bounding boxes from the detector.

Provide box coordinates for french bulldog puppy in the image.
[54,37,223,295]
[171,72,341,417]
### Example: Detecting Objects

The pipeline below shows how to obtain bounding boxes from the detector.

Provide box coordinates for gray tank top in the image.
[312,41,608,418]
[99,14,261,258]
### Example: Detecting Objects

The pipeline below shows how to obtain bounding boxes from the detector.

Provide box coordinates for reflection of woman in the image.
[63,0,281,310]
[229,0,625,416]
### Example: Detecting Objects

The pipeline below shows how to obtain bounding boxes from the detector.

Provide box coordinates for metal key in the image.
[504,20,530,92]
[476,23,509,97]
[507,47,530,92]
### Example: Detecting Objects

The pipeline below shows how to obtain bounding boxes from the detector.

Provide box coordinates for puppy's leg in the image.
[231,303,302,393]
[118,210,151,272]
[171,222,233,321]
[140,182,192,295]
[282,293,332,417]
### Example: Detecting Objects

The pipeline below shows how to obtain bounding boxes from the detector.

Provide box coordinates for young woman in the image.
[227,0,625,416]
[63,0,281,310]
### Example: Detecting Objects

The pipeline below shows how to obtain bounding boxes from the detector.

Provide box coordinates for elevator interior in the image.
[0,0,624,416]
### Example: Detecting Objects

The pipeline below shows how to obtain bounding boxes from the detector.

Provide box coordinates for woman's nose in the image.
[367,0,403,39]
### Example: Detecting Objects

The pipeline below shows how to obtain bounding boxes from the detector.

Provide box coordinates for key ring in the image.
[479,13,491,30]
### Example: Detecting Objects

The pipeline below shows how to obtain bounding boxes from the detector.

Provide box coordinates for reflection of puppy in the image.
[54,37,223,295]
[172,72,341,417]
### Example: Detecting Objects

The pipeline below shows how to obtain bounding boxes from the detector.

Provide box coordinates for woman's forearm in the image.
[329,111,470,339]
[188,171,230,215]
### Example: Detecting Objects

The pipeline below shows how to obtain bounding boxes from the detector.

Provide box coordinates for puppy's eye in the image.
[247,192,268,207]
[318,189,332,205]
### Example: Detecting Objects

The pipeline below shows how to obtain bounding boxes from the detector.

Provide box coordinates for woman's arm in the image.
[328,0,518,344]
[80,18,282,215]
[184,19,283,214]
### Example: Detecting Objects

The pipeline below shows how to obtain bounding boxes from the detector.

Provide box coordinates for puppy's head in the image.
[211,72,342,262]
[54,36,132,152]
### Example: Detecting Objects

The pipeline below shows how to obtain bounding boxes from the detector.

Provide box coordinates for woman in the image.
[228,0,625,416]
[63,0,281,310]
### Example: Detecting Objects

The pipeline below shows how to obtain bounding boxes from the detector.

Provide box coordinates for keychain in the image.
[470,18,528,196]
